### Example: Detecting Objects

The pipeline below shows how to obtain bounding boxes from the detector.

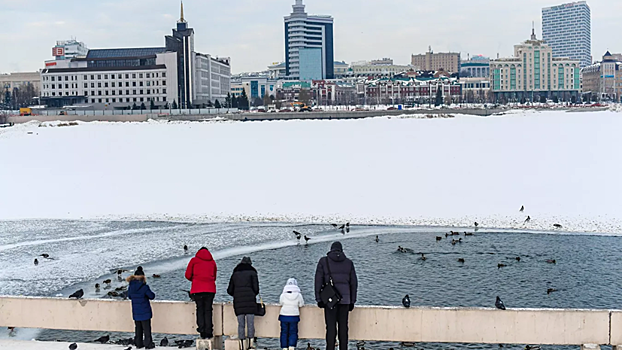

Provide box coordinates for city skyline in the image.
[0,0,620,74]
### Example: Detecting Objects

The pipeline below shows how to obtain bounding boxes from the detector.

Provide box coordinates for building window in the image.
[99,99,103,103]
[104,75,108,79]
[126,90,130,95]
[162,72,166,78]
[65,76,69,81]
[133,90,137,95]
[65,84,69,89]
[139,73,143,79]
[140,97,144,102]
[98,91,102,96]
[98,75,101,80]
[162,80,166,86]
[112,98,116,103]
[163,88,167,94]
[112,90,115,95]
[139,82,143,87]
[133,98,137,102]
[147,81,151,87]
[98,83,102,88]
[147,89,150,95]
[119,90,123,95]
[91,75,95,80]
[92,91,95,96]
[125,82,129,87]
[118,74,123,79]
[84,83,88,88]
[133,82,137,87]
[140,90,144,95]
[112,82,115,88]
[106,98,109,103]
[85,91,88,96]
[125,74,129,79]
[146,73,151,78]
[104,83,108,88]
[91,83,95,88]
[51,76,55,81]
[132,74,136,79]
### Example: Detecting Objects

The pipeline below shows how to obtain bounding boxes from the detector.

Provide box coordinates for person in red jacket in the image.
[185,247,217,339]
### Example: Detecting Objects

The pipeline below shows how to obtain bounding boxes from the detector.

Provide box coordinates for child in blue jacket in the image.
[127,266,156,349]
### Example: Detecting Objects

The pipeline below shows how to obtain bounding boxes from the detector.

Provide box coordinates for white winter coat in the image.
[279,291,305,316]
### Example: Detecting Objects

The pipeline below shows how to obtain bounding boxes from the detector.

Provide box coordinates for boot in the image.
[239,339,246,350]
[248,338,256,350]
[289,347,296,350]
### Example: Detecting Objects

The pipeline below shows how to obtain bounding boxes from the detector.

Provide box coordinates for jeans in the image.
[279,317,300,348]
[324,304,349,350]
[237,314,255,339]
[194,292,215,338]
[134,319,154,349]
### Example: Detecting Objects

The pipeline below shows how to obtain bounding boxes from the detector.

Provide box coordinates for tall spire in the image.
[531,21,536,40]
[179,1,186,23]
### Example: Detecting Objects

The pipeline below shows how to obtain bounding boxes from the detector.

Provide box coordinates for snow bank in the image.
[1,110,621,233]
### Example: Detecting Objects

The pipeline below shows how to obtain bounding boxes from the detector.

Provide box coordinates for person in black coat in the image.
[314,242,358,350]
[227,257,259,350]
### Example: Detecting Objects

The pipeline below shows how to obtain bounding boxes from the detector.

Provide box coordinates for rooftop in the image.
[85,48,167,59]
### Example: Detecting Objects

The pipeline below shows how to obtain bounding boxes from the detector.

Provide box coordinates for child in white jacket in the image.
[279,278,305,350]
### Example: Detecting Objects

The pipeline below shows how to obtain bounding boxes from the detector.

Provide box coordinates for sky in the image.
[0,0,619,74]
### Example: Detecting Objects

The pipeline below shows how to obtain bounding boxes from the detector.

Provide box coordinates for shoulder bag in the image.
[319,257,342,309]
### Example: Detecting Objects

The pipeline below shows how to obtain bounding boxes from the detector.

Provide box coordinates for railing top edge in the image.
[0,296,617,313]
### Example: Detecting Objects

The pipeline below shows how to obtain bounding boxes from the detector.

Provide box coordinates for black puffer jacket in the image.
[315,242,358,305]
[227,263,260,316]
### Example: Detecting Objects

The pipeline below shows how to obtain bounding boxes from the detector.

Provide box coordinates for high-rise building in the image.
[411,49,461,73]
[542,1,591,67]
[490,29,581,101]
[284,0,334,80]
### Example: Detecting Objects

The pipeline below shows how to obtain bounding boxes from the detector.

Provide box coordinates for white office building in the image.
[542,1,591,67]
[284,0,334,80]
[40,4,230,109]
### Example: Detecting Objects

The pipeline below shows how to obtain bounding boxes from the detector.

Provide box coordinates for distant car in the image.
[387,107,398,110]
[279,108,293,113]
[299,106,312,112]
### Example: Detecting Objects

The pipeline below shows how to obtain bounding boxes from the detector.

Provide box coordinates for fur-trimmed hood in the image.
[126,275,147,283]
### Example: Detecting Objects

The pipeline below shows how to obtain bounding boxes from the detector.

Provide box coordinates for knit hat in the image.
[330,241,343,252]
[241,256,252,265]
[135,266,144,276]
[283,278,301,293]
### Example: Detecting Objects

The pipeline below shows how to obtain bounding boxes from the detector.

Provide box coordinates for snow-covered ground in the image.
[1,110,621,233]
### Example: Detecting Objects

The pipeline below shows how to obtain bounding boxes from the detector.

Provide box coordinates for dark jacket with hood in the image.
[315,242,358,305]
[127,275,156,321]
[227,260,260,316]
[185,248,217,294]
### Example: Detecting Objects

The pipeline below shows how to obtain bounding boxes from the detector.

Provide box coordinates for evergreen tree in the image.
[164,101,170,109]
[207,100,213,107]
[150,99,156,110]
[215,99,221,109]
[263,93,271,107]
[552,95,559,103]
[172,100,178,109]
[225,93,232,108]
[231,95,238,108]
[434,87,443,106]
[140,102,146,110]
[132,102,138,110]
[240,89,250,110]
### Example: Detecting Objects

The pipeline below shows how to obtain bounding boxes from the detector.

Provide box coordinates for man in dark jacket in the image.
[227,257,260,350]
[127,266,156,349]
[185,247,217,339]
[315,242,358,350]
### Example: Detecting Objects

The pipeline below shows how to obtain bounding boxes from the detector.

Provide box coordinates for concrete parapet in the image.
[0,296,615,346]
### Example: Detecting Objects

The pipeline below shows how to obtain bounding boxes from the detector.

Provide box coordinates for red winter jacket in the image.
[185,248,217,294]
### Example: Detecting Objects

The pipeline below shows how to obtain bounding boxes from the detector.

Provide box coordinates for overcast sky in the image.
[0,0,618,74]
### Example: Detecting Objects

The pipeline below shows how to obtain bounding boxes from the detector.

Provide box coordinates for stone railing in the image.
[0,296,619,349]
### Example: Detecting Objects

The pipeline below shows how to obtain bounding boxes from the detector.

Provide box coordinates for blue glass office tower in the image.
[284,0,334,80]
[542,1,591,67]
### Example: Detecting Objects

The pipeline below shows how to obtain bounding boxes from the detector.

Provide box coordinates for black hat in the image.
[241,257,252,265]
[330,241,343,252]
[135,266,144,276]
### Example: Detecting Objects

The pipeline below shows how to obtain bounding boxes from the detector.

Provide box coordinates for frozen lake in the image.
[1,220,620,349]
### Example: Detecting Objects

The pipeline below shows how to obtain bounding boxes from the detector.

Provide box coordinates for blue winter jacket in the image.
[127,275,156,321]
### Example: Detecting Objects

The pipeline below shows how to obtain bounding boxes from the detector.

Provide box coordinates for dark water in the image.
[29,224,622,349]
